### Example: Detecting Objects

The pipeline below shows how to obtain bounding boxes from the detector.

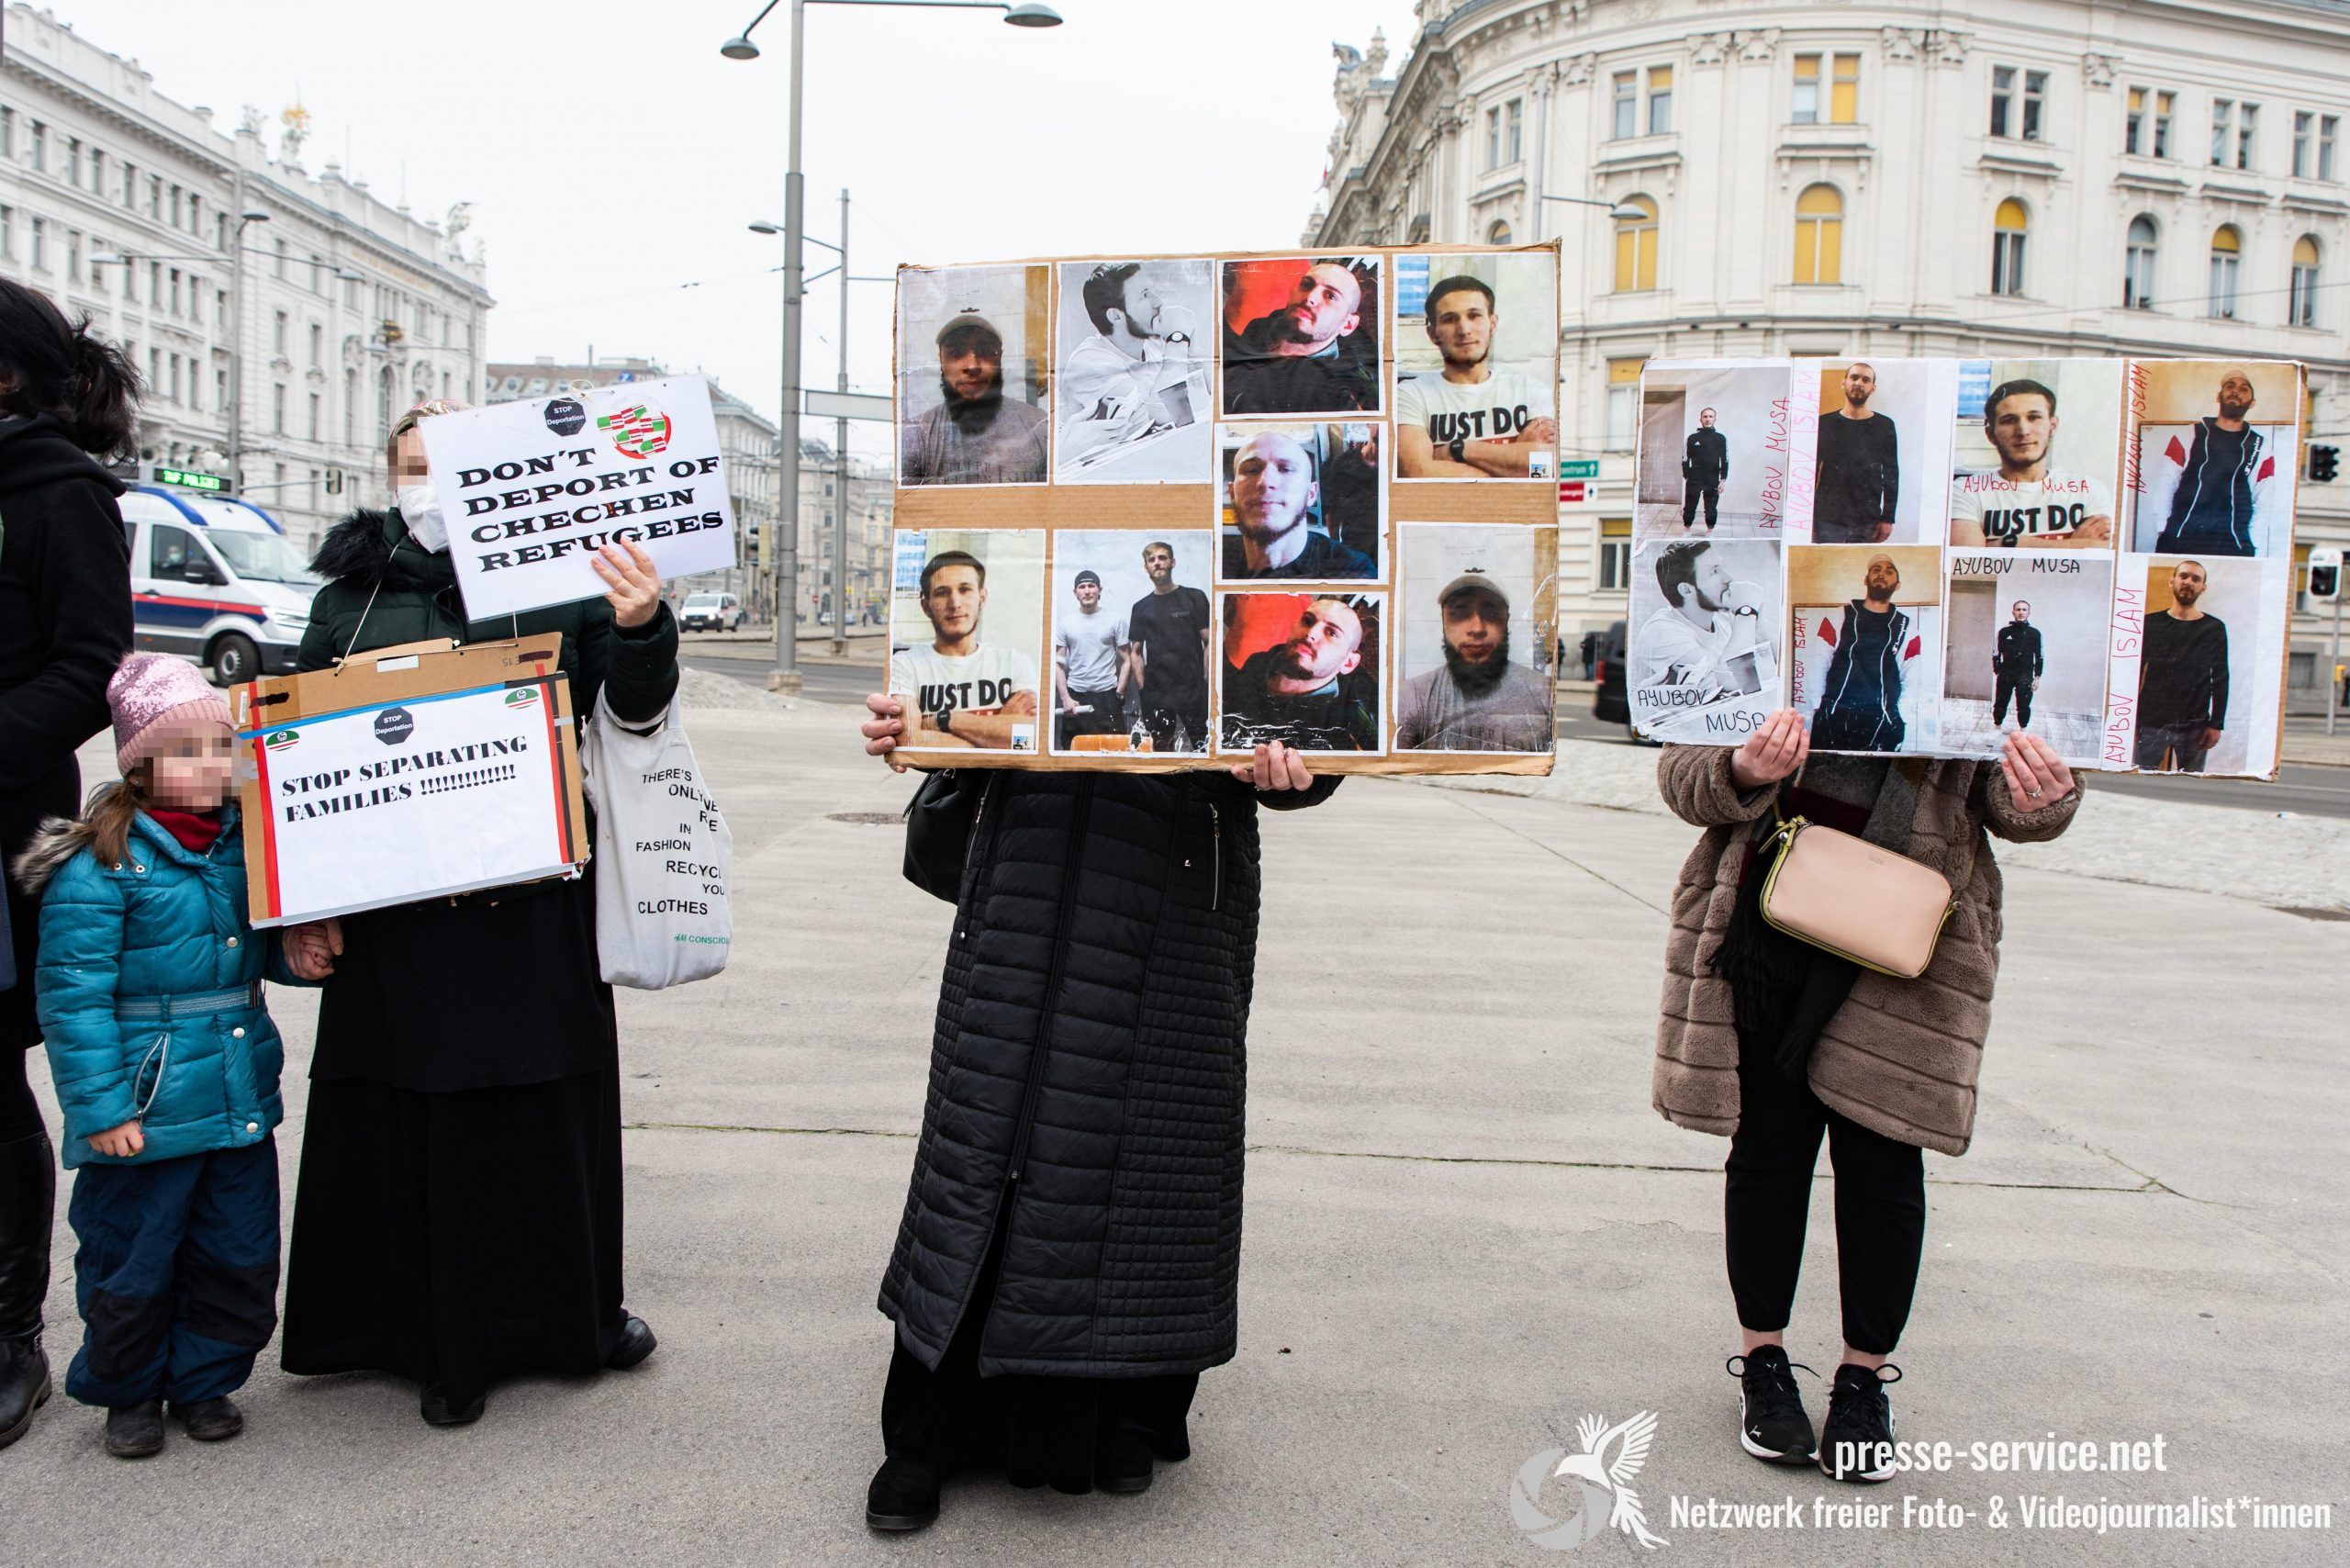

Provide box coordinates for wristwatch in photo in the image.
[1449,433,1468,464]
[934,706,956,735]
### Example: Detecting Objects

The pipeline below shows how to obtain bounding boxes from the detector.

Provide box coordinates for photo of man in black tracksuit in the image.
[1683,408,1728,531]
[2153,370,2270,557]
[1992,599,2042,728]
[1814,363,1900,543]
[2133,559,2230,772]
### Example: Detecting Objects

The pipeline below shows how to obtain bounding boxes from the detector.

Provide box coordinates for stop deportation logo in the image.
[419,374,739,621]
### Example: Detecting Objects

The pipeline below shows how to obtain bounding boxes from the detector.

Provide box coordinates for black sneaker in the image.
[1727,1348,1817,1464]
[1818,1362,1903,1484]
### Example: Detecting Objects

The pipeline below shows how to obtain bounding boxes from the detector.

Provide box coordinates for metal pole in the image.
[833,186,850,658]
[226,176,246,491]
[767,0,807,690]
[2329,588,2342,738]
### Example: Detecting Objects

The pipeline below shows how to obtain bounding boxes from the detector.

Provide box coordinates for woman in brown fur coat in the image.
[1653,710,2080,1484]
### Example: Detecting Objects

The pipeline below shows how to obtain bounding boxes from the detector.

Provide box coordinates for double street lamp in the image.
[721,0,1062,689]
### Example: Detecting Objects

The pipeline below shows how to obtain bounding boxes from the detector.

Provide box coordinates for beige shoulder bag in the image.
[1756,775,1956,980]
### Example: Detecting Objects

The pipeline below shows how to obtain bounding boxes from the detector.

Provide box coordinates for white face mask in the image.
[397,484,449,553]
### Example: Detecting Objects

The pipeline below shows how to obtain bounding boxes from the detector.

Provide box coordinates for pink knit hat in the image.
[108,654,233,773]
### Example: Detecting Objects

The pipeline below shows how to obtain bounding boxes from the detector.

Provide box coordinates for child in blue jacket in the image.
[12,655,334,1458]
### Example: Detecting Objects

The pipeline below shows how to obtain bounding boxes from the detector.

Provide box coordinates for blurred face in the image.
[1142,545,1174,584]
[2217,373,2255,419]
[388,426,430,490]
[1842,364,1876,407]
[1230,433,1316,540]
[923,565,985,641]
[1863,556,1901,599]
[1274,599,1364,685]
[939,338,1002,401]
[1698,409,1717,429]
[2011,600,2031,622]
[1425,288,1494,368]
[1074,580,1102,610]
[2170,561,2206,607]
[1442,590,1506,664]
[148,719,236,812]
[1986,392,2056,470]
[1275,263,1362,351]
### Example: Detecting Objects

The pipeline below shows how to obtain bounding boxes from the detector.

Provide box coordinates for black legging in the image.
[0,1047,43,1143]
[1724,1029,1925,1357]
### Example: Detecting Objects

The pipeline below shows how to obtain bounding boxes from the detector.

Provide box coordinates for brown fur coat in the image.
[1653,745,2081,1156]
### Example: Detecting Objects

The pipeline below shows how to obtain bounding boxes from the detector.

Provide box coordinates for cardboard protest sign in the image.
[890,243,1561,777]
[231,635,588,925]
[419,375,736,620]
[1629,357,2302,778]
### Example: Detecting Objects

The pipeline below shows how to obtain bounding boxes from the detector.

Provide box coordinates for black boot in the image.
[0,1129,57,1450]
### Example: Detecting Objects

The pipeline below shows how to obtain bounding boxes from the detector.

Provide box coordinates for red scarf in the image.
[149,809,224,854]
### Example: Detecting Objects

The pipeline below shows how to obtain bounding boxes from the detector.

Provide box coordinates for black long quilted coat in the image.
[880,767,1337,1377]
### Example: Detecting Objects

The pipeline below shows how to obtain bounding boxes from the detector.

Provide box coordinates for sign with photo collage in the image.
[888,245,1564,774]
[1627,357,2303,778]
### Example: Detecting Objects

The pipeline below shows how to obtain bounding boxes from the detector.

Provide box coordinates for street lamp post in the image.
[223,192,274,493]
[722,0,1061,691]
[834,186,851,657]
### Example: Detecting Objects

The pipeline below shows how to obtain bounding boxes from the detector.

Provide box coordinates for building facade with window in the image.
[0,6,492,554]
[1310,0,2350,700]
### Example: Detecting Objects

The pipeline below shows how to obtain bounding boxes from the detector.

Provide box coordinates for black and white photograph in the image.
[1941,552,2113,765]
[1053,258,1214,485]
[887,528,1046,753]
[1392,523,1554,754]
[1808,358,1956,544]
[1046,531,1214,756]
[896,263,1051,487]
[1948,359,2122,550]
[1391,252,1559,481]
[1217,589,1384,754]
[1218,255,1382,418]
[1627,536,1783,743]
[1214,421,1383,583]
[2128,360,2300,557]
[1634,362,1811,541]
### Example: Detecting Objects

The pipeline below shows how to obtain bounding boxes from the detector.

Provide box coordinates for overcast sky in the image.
[82,0,1423,457]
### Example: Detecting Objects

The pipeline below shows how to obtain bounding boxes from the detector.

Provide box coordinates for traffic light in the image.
[2310,546,2342,602]
[2311,444,2340,483]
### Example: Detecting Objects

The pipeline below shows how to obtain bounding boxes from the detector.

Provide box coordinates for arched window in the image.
[2124,215,2158,308]
[2290,235,2321,328]
[2209,224,2242,318]
[1990,198,2029,296]
[1793,184,1843,285]
[1406,214,1432,244]
[1486,218,1513,245]
[1614,195,1658,292]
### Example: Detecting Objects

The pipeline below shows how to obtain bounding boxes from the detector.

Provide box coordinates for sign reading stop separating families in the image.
[418,375,738,620]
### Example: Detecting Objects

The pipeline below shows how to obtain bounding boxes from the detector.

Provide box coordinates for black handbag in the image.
[901,769,990,904]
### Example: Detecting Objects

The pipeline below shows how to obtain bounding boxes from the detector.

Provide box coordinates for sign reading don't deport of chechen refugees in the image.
[419,375,739,621]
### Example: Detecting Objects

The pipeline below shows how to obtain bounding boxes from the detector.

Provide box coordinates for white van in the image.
[116,485,319,684]
[680,591,744,633]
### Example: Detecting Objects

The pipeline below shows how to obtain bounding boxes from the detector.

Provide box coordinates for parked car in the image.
[681,591,745,632]
[118,485,317,685]
[1592,618,1652,743]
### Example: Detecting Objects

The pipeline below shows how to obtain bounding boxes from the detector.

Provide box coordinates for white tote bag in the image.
[581,691,733,988]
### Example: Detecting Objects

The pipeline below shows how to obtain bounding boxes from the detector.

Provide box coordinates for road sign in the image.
[1560,459,1600,480]
[1558,482,1587,503]
[805,388,892,422]
[2311,546,2342,601]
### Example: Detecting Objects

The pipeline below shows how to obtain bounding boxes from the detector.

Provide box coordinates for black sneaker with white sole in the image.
[1726,1347,1817,1464]
[1818,1362,1903,1483]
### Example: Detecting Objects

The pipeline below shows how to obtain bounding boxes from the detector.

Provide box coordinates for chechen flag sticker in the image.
[597,402,673,460]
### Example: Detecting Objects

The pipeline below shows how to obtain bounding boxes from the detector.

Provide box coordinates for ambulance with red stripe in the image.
[116,483,319,685]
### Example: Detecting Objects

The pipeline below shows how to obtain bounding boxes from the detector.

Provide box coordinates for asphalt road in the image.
[683,655,2350,819]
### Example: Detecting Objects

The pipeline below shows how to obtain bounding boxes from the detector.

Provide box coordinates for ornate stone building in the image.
[1312,0,2350,699]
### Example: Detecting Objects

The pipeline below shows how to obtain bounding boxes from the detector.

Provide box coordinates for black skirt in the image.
[880,1203,1198,1495]
[278,1059,627,1406]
